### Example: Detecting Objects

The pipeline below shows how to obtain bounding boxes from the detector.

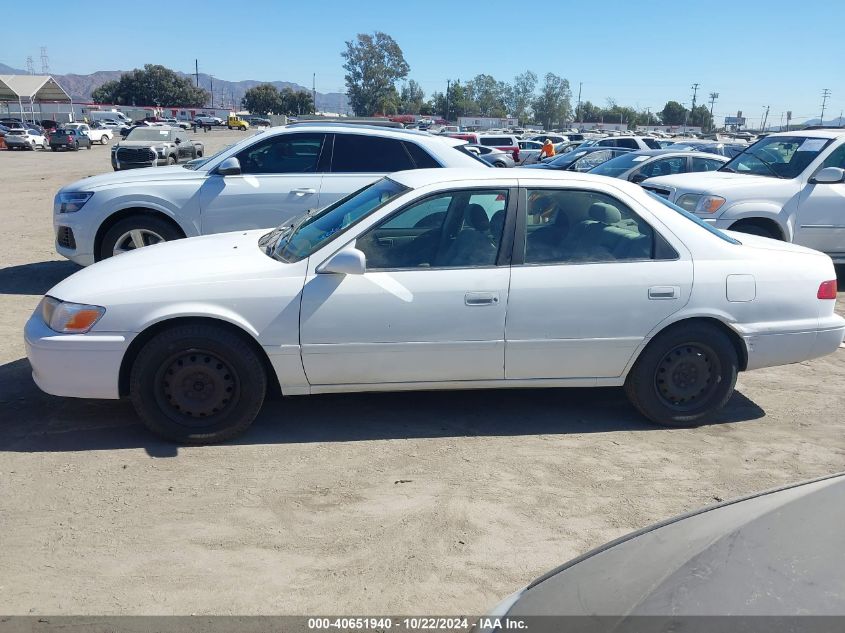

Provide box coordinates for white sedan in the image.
[25,169,845,443]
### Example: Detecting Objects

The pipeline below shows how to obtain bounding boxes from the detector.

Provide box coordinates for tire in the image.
[130,323,267,444]
[167,155,177,165]
[100,135,109,145]
[99,214,183,260]
[624,322,738,427]
[86,142,92,150]
[228,125,233,130]
[73,141,79,151]
[729,220,780,240]
[493,161,507,168]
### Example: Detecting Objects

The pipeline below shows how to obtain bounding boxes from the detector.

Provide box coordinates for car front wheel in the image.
[130,323,268,444]
[100,214,183,260]
[624,323,738,427]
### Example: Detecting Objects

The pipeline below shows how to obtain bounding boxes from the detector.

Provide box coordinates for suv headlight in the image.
[39,296,105,333]
[676,194,726,214]
[56,191,94,213]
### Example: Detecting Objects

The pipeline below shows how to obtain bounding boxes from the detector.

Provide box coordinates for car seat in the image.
[437,203,497,266]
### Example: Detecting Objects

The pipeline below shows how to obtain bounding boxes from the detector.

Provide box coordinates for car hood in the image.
[60,165,206,191]
[643,170,797,195]
[113,140,173,148]
[507,474,845,617]
[47,229,292,307]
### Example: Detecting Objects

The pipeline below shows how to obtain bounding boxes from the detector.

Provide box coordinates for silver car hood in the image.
[60,165,207,191]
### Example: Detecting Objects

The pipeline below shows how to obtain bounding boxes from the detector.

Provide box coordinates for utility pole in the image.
[761,105,770,132]
[25,56,34,74]
[195,59,199,87]
[444,79,451,123]
[576,81,582,125]
[210,75,214,108]
[312,73,317,114]
[708,92,718,131]
[40,47,49,74]
[820,88,831,124]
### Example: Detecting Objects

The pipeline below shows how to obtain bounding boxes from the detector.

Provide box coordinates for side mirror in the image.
[217,157,241,176]
[810,167,845,184]
[174,138,181,144]
[318,247,366,275]
[630,173,647,184]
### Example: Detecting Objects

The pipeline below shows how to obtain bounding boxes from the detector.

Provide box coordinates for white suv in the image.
[642,130,845,262]
[586,136,662,151]
[52,123,486,265]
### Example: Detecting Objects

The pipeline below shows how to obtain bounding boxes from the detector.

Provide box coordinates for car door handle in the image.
[465,292,499,306]
[648,286,680,300]
[291,188,316,196]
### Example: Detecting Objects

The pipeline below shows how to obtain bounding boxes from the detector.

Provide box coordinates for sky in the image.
[1,0,842,126]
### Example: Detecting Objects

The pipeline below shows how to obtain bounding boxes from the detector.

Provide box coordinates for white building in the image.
[458,116,518,130]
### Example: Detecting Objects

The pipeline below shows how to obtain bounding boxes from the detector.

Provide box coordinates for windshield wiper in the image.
[747,151,783,178]
[275,208,316,261]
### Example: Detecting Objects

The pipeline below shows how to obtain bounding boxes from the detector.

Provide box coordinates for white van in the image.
[89,110,132,125]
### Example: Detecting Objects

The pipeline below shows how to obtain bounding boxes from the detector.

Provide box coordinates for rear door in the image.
[505,185,693,379]
[199,132,326,234]
[320,132,419,208]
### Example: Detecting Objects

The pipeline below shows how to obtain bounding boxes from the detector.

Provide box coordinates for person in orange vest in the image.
[538,138,556,160]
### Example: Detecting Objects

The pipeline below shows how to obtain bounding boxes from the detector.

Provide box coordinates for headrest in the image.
[589,202,622,224]
[465,204,490,231]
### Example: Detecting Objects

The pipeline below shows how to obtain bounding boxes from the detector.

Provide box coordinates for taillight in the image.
[818,280,837,299]
[513,148,520,161]
[67,135,72,142]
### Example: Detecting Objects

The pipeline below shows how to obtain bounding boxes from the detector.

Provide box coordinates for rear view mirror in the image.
[217,157,241,176]
[318,247,366,275]
[810,167,845,184]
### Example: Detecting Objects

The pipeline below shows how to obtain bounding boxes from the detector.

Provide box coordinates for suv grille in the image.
[56,226,76,249]
[116,147,156,163]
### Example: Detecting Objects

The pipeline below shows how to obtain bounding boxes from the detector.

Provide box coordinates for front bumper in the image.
[54,210,96,266]
[24,312,133,399]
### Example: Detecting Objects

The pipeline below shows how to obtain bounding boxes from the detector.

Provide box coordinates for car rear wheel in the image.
[130,323,267,444]
[493,160,507,168]
[100,136,109,145]
[100,215,183,260]
[73,141,79,151]
[167,155,177,165]
[624,323,738,427]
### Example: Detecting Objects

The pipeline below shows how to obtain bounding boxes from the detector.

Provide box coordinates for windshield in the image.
[546,149,588,166]
[719,136,831,179]
[266,178,409,263]
[589,153,650,176]
[648,192,740,244]
[182,143,235,170]
[126,128,175,142]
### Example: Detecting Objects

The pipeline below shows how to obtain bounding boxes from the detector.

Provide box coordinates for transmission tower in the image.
[40,47,49,74]
[820,88,831,124]
[26,56,34,74]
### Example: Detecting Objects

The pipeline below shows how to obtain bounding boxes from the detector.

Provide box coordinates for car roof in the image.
[765,129,845,139]
[390,167,641,189]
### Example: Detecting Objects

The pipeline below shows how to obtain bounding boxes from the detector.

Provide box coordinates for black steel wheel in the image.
[624,322,738,427]
[130,323,267,444]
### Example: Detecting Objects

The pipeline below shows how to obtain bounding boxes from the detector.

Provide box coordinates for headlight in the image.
[676,194,701,212]
[676,194,726,214]
[39,296,105,333]
[56,191,94,213]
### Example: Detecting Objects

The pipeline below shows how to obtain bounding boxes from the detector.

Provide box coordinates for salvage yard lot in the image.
[1,131,844,615]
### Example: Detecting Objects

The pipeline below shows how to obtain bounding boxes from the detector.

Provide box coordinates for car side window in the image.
[820,144,845,170]
[692,157,723,172]
[403,141,441,168]
[356,190,509,270]
[331,134,415,172]
[618,138,639,149]
[523,189,657,264]
[640,157,686,178]
[236,133,325,174]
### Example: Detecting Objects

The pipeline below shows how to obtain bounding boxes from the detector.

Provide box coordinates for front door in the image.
[794,143,845,257]
[299,187,515,386]
[199,132,327,235]
[505,187,693,379]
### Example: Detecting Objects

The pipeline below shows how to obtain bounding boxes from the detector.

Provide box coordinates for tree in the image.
[430,81,472,121]
[279,88,315,115]
[532,73,572,130]
[465,74,507,117]
[399,80,425,114]
[688,104,712,130]
[507,71,537,124]
[241,84,283,115]
[91,64,208,107]
[660,100,688,126]
[342,31,410,116]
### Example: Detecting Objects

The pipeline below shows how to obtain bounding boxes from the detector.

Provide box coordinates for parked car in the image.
[96,119,131,132]
[48,128,92,151]
[670,140,748,158]
[464,144,515,167]
[523,147,633,172]
[531,134,568,144]
[111,126,204,170]
[3,128,47,150]
[28,169,844,443]
[583,135,663,150]
[194,115,224,126]
[477,134,521,162]
[64,123,113,145]
[478,473,845,625]
[517,140,545,164]
[589,150,729,183]
[52,124,487,265]
[642,130,845,262]
[89,110,133,126]
[243,116,271,127]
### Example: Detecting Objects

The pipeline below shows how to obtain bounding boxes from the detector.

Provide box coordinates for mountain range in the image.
[0,63,349,113]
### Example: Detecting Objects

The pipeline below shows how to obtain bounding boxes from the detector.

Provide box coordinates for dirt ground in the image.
[1,129,844,616]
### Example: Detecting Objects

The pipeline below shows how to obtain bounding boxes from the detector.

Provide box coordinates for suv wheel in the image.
[100,215,183,260]
[100,136,109,145]
[167,155,177,165]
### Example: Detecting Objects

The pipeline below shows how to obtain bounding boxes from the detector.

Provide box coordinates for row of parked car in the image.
[25,121,844,445]
[1,120,113,151]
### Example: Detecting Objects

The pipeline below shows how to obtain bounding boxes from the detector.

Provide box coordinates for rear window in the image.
[479,136,514,146]
[643,137,662,149]
[331,134,415,173]
[403,141,441,168]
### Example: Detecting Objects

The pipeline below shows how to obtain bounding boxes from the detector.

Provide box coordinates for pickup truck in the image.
[111,126,204,170]
[65,123,113,145]
[642,130,845,263]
